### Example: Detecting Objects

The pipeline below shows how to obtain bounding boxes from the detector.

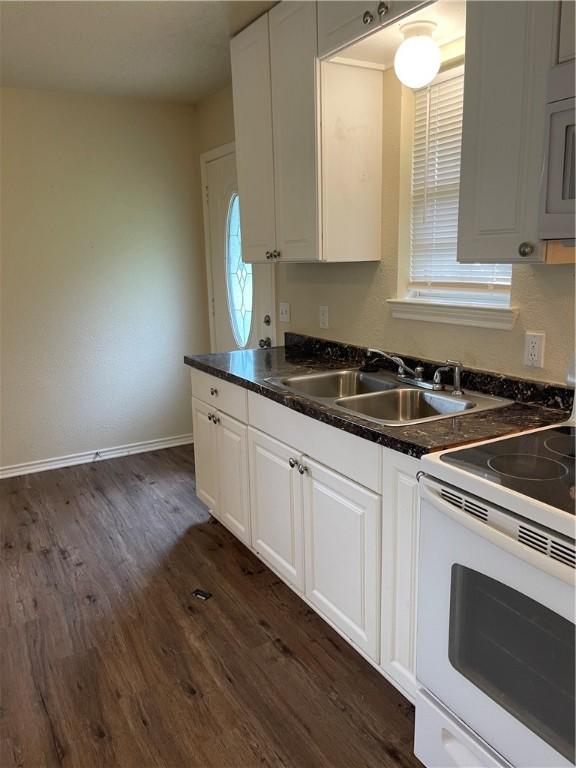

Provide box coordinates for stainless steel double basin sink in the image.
[266,368,510,427]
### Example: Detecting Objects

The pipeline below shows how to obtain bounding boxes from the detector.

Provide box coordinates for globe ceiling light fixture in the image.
[393,21,441,89]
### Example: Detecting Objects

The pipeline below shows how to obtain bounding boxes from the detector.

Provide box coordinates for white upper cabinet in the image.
[230,1,384,263]
[317,1,424,58]
[269,1,319,262]
[230,15,276,263]
[457,1,556,264]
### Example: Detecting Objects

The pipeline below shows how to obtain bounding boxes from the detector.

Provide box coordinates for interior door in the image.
[248,428,304,590]
[202,147,276,352]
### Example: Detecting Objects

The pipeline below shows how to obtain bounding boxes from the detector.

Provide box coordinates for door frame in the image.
[200,143,277,352]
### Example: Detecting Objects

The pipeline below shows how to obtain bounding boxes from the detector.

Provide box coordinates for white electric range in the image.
[414,420,575,768]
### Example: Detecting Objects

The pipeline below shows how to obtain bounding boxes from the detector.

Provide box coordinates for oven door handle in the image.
[420,480,575,585]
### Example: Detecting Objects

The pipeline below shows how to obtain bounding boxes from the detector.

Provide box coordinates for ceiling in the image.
[0,1,275,104]
[336,0,465,69]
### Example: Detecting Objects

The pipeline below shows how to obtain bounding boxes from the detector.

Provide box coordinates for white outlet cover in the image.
[524,331,545,368]
[279,302,291,323]
[319,305,329,329]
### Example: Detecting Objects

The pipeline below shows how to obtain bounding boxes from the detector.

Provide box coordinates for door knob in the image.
[363,10,374,24]
[259,337,272,349]
[263,314,271,326]
[297,463,308,475]
[288,457,297,468]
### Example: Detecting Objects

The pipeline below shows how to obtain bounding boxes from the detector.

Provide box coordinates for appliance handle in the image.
[420,480,574,584]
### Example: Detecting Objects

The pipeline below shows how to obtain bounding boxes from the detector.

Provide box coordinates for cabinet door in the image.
[191,397,218,512]
[558,0,575,63]
[303,458,380,660]
[457,1,555,264]
[380,449,420,702]
[317,1,381,57]
[216,413,251,546]
[269,1,319,262]
[248,428,304,590]
[317,1,424,57]
[230,14,276,263]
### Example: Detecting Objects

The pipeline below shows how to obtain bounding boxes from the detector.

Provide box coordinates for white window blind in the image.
[409,67,512,296]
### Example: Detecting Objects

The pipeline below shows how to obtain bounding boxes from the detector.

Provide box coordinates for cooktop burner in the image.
[441,425,575,514]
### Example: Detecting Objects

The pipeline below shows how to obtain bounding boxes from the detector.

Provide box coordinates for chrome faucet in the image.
[433,360,464,396]
[367,348,424,381]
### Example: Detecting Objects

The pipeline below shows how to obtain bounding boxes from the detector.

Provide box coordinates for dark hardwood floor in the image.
[0,445,420,768]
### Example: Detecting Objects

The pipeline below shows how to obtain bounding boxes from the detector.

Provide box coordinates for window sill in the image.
[387,299,518,330]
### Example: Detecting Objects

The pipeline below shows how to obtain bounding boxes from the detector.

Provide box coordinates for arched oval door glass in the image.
[225,193,253,348]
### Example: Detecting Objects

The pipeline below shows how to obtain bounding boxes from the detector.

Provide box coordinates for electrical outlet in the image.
[279,302,291,323]
[524,331,546,368]
[319,305,329,329]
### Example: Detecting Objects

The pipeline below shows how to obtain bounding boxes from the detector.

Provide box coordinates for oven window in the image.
[448,565,575,762]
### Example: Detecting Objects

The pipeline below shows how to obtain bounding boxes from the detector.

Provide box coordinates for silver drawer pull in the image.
[363,10,374,24]
[297,463,308,475]
[288,457,297,469]
[210,387,218,396]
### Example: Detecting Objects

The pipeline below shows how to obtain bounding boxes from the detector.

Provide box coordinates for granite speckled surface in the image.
[184,335,572,459]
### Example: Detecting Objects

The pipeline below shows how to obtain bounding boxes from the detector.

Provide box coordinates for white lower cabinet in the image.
[217,412,251,545]
[380,447,420,702]
[248,428,304,590]
[192,374,420,704]
[191,397,219,511]
[191,396,251,546]
[303,458,381,660]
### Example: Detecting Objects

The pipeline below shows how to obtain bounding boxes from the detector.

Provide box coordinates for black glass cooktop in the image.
[441,425,575,514]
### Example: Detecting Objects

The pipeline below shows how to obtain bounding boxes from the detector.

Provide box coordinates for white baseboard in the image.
[0,433,194,480]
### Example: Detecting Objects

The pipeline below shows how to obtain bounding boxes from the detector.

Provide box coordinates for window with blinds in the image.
[408,66,512,305]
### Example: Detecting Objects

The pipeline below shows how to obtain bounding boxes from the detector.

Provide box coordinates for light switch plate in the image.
[319,305,329,329]
[279,302,291,323]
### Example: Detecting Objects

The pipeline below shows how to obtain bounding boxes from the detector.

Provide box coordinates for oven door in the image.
[417,477,575,768]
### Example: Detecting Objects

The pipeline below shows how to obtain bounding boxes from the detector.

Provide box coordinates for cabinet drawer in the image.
[248,392,381,493]
[414,690,511,768]
[191,370,248,422]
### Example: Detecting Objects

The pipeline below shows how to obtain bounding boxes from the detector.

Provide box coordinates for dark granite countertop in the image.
[184,339,571,459]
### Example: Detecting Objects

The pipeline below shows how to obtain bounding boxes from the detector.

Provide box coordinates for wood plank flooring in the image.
[0,446,421,768]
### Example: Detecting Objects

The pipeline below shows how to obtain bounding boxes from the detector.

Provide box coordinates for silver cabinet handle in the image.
[213,415,220,425]
[518,242,535,258]
[265,250,272,260]
[363,10,374,24]
[288,457,297,469]
[210,387,218,396]
[377,2,390,20]
[207,412,213,422]
[297,463,308,475]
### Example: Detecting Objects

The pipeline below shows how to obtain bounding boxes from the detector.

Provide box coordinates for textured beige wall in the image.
[0,88,210,467]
